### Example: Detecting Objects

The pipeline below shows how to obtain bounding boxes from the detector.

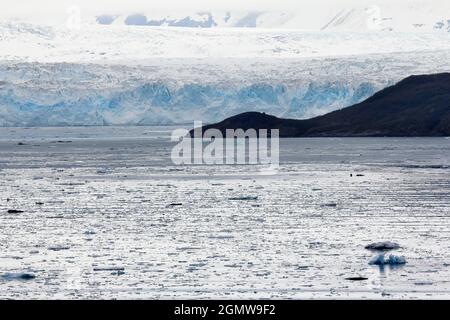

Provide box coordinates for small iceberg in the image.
[369,254,406,265]
[368,254,386,265]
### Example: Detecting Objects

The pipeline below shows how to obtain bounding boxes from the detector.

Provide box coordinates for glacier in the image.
[1,63,377,126]
[0,22,450,126]
[1,51,450,127]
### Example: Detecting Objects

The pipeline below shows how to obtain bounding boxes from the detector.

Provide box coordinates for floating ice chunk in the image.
[365,241,400,251]
[369,254,406,265]
[368,254,386,265]
[386,255,406,265]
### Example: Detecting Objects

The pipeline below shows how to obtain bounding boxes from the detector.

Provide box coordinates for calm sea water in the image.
[0,126,449,299]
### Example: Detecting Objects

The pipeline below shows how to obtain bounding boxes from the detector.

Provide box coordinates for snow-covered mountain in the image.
[94,1,450,32]
[1,0,449,33]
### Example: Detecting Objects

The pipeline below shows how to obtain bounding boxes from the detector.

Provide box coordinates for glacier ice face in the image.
[1,48,450,127]
[0,76,377,126]
[0,22,449,127]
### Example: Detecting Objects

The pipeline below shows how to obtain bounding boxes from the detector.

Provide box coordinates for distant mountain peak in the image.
[93,4,450,32]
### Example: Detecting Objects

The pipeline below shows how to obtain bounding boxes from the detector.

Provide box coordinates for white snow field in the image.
[0,21,450,126]
[1,22,450,61]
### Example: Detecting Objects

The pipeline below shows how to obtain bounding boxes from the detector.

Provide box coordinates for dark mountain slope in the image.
[194,73,450,137]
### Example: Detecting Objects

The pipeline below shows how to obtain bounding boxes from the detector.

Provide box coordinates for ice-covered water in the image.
[0,126,449,299]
